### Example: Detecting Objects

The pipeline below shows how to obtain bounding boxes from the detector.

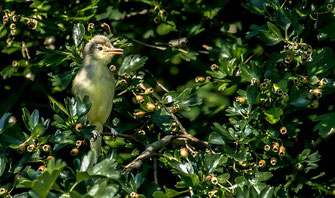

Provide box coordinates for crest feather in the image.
[84,35,112,55]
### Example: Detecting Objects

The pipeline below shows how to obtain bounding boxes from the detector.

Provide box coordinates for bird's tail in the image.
[91,122,103,162]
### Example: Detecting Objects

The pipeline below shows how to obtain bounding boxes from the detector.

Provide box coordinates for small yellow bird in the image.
[72,35,123,158]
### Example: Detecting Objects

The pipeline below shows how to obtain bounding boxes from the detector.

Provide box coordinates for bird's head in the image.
[83,35,123,65]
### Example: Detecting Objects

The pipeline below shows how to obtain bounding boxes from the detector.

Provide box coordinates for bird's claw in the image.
[91,130,101,141]
[106,125,118,140]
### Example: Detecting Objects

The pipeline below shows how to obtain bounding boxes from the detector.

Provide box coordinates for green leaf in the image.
[240,63,261,82]
[307,47,335,76]
[208,132,225,145]
[73,23,85,46]
[87,180,119,198]
[48,68,77,90]
[319,21,335,41]
[22,108,49,138]
[156,21,177,36]
[118,55,148,76]
[32,159,66,198]
[204,153,226,173]
[0,155,6,177]
[259,186,274,198]
[289,86,310,107]
[0,113,11,135]
[258,22,283,45]
[152,109,174,134]
[246,85,258,106]
[0,26,7,38]
[80,151,96,172]
[255,172,273,182]
[264,107,283,124]
[88,159,120,179]
[95,6,126,21]
[313,112,335,136]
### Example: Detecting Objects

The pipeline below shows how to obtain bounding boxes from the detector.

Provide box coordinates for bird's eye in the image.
[97,46,103,51]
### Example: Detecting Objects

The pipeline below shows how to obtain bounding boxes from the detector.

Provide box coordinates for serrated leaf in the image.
[258,22,283,46]
[32,159,66,198]
[0,113,11,135]
[264,107,283,124]
[118,55,148,76]
[73,23,85,46]
[313,112,335,136]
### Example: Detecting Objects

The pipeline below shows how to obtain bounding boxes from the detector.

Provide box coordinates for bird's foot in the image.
[91,130,101,141]
[106,125,118,140]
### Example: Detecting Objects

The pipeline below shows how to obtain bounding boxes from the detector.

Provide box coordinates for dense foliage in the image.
[1,0,335,197]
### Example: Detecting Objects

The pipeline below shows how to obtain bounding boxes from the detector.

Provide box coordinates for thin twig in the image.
[117,89,128,96]
[101,22,112,34]
[153,158,158,184]
[100,132,147,147]
[151,94,188,135]
[176,134,215,154]
[143,69,169,92]
[125,36,167,51]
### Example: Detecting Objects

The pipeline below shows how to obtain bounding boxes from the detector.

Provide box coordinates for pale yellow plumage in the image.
[72,35,123,158]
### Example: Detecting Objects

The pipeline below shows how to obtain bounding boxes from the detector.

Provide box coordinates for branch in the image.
[122,135,174,174]
[122,134,214,174]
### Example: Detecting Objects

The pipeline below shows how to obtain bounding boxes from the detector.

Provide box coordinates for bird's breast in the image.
[72,64,115,125]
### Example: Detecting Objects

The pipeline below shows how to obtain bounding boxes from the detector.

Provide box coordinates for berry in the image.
[180,148,189,158]
[75,123,83,132]
[211,176,218,185]
[258,159,266,167]
[270,157,278,165]
[42,144,51,152]
[279,145,286,157]
[38,165,45,172]
[146,102,156,111]
[71,148,79,156]
[280,126,287,135]
[135,95,144,103]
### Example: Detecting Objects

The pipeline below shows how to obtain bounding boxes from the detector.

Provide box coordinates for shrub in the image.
[0,0,335,197]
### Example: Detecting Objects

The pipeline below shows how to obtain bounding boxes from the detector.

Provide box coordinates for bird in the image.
[72,35,123,159]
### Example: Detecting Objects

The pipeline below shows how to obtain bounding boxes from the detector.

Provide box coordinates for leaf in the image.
[246,85,258,106]
[32,159,66,198]
[48,68,77,90]
[258,22,283,45]
[264,107,283,124]
[0,155,6,177]
[313,112,335,136]
[118,55,148,76]
[88,159,120,179]
[0,26,7,38]
[87,180,119,198]
[307,47,335,76]
[204,153,226,173]
[242,0,267,15]
[80,151,96,172]
[259,186,274,198]
[319,21,335,41]
[156,21,177,36]
[255,172,273,182]
[289,86,310,107]
[240,62,261,82]
[0,113,11,135]
[22,108,49,138]
[72,23,85,46]
[152,109,174,134]
[209,132,225,145]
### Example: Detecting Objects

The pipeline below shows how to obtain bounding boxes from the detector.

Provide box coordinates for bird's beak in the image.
[105,48,124,55]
